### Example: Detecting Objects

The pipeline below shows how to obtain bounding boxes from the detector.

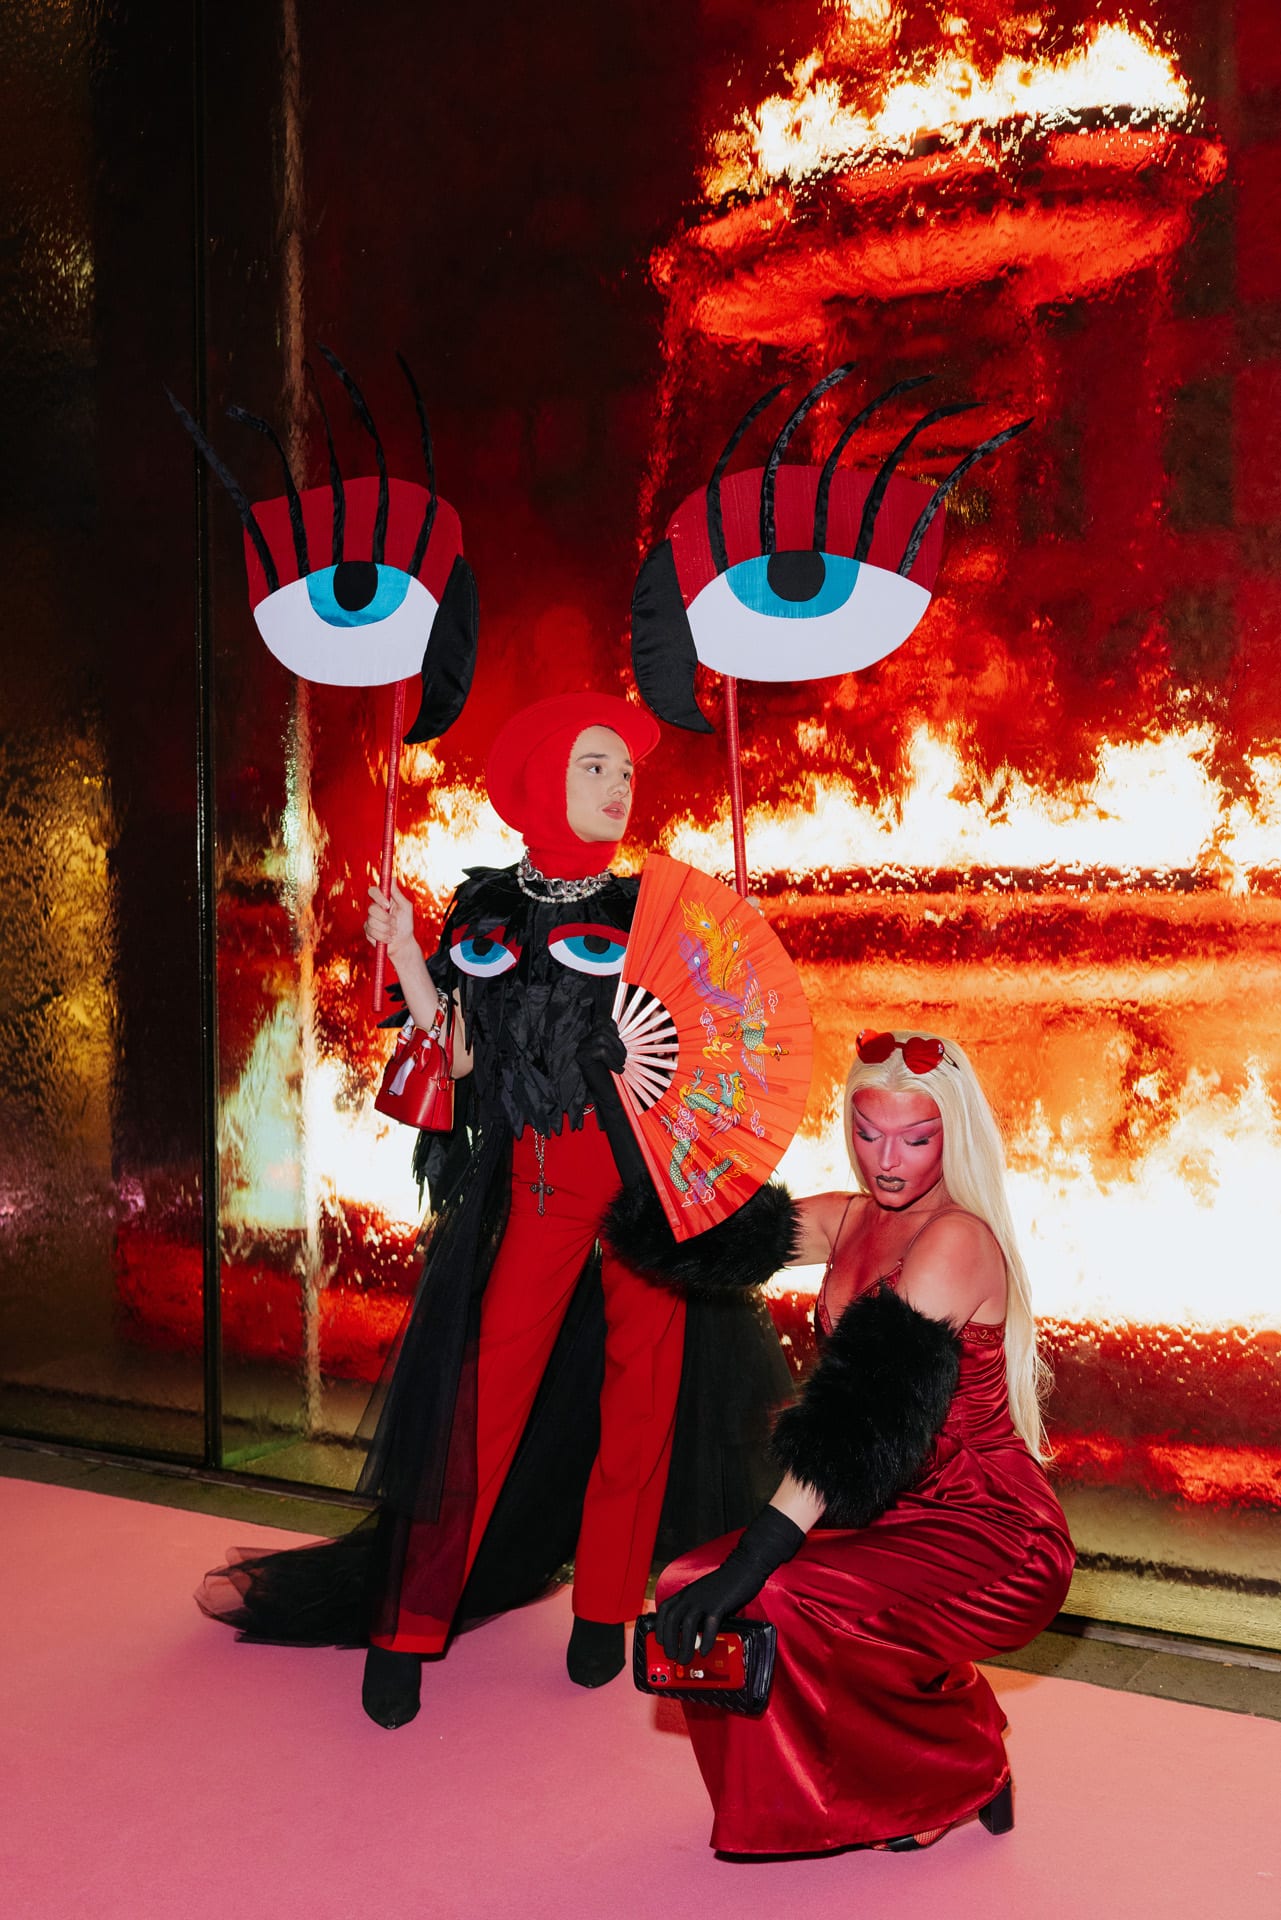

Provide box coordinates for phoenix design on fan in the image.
[624,894,783,1207]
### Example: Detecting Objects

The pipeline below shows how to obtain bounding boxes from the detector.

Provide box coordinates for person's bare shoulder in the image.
[792,1190,865,1264]
[897,1211,1005,1326]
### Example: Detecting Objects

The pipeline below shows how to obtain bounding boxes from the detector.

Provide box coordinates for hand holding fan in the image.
[611,854,812,1240]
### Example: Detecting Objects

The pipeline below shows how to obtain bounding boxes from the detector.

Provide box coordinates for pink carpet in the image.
[3,1479,1278,1920]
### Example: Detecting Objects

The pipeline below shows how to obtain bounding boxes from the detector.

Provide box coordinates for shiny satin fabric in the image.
[656,1306,1074,1854]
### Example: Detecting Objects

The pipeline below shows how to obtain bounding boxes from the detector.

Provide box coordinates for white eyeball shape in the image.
[253,566,439,687]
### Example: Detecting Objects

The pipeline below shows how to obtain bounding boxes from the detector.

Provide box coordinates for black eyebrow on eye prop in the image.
[164,387,281,593]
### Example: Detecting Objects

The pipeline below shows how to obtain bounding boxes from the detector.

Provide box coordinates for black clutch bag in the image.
[632,1614,777,1716]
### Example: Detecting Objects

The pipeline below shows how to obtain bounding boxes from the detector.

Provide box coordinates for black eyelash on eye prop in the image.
[396,351,439,576]
[317,345,390,565]
[166,350,444,585]
[707,384,786,574]
[225,404,311,578]
[759,363,858,555]
[897,417,1032,576]
[165,387,282,591]
[304,360,347,566]
[812,375,933,552]
[851,400,979,565]
[630,369,1033,734]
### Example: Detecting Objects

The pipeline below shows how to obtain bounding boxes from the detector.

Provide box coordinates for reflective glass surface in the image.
[2,0,1278,1644]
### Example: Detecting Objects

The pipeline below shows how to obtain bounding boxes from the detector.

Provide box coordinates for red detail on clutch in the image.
[642,1628,747,1691]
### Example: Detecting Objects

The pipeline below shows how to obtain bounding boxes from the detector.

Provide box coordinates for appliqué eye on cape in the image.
[547,923,629,976]
[450,924,523,977]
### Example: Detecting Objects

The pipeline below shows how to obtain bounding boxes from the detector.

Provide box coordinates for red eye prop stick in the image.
[721,677,749,897]
[166,352,479,1021]
[630,367,1029,895]
[372,679,409,1015]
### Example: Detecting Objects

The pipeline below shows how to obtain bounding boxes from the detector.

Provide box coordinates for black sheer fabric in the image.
[355,1124,511,1523]
[655,1290,795,1563]
[197,1521,376,1648]
[196,1278,793,1647]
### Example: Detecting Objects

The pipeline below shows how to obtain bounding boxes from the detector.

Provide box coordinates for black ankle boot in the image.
[566,1616,626,1687]
[362,1645,422,1728]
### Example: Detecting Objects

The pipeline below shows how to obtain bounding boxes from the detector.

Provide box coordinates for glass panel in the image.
[678,0,1281,1648]
[0,6,205,1455]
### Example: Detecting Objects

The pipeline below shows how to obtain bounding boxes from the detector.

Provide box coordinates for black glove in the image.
[578,1014,627,1077]
[577,1016,645,1187]
[655,1506,804,1662]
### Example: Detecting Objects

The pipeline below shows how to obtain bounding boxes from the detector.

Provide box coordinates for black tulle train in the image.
[196,1152,792,1648]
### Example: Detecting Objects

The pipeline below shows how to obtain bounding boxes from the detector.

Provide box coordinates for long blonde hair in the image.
[843,1032,1050,1462]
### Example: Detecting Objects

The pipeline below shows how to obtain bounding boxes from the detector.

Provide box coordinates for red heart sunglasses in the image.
[855,1030,953,1075]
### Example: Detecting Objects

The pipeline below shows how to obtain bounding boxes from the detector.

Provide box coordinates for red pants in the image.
[376,1117,686,1653]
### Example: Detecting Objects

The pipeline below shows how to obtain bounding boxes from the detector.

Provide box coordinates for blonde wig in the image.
[843,1033,1050,1462]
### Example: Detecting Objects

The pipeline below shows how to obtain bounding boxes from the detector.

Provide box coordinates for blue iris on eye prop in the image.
[450,924,522,977]
[306,561,413,629]
[724,551,860,620]
[548,924,628,976]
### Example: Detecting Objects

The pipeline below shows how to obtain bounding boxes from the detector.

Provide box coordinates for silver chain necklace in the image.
[516,851,613,903]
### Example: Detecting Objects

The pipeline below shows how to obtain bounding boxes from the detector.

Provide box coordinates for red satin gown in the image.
[655,1242,1075,1855]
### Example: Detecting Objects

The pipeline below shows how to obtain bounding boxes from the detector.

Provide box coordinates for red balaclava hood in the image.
[487,692,660,879]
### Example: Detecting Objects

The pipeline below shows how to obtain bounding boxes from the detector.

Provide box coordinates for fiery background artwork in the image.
[5,0,1280,1643]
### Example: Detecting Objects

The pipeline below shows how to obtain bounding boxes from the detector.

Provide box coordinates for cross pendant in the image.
[529,1174,555,1217]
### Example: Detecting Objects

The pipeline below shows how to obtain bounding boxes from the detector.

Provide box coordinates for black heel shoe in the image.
[362,1645,422,1728]
[880,1779,1014,1851]
[978,1780,1014,1835]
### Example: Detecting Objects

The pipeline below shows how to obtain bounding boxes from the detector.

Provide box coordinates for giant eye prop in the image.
[630,366,1029,891]
[167,349,479,1011]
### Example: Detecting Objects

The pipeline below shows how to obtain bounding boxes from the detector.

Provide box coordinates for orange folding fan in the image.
[611,854,813,1240]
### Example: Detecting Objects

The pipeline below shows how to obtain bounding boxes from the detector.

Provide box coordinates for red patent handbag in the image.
[374,1001,455,1131]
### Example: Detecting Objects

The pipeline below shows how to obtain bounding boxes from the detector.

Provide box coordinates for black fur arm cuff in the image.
[770,1283,962,1527]
[602,1179,799,1294]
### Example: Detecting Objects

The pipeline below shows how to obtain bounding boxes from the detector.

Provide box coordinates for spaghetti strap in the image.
[815,1194,861,1336]
[823,1194,861,1283]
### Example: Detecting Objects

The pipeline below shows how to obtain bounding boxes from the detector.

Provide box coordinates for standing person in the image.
[653,1030,1074,1856]
[199,691,793,1729]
